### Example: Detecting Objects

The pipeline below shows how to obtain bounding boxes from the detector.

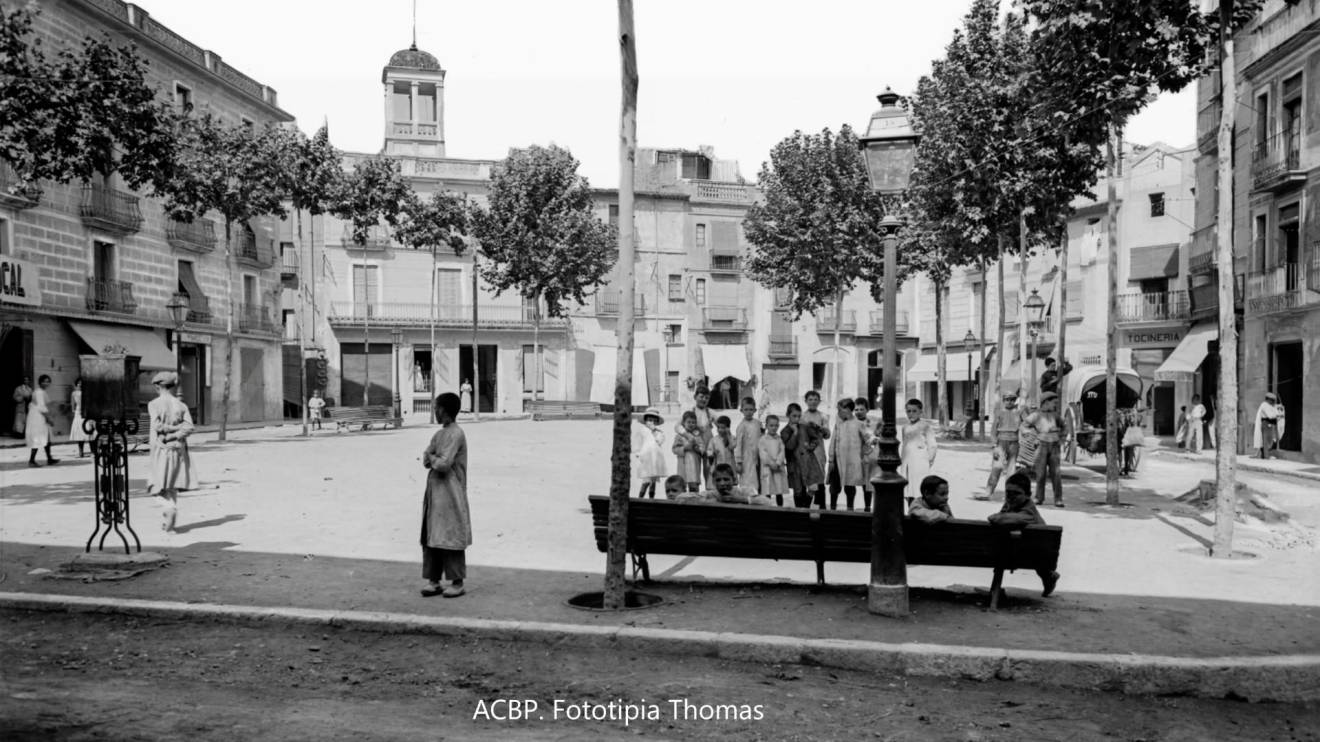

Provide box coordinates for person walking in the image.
[1252,392,1285,460]
[981,389,1023,500]
[25,375,58,467]
[68,377,91,457]
[1187,395,1207,454]
[12,376,32,438]
[420,391,470,598]
[146,371,195,532]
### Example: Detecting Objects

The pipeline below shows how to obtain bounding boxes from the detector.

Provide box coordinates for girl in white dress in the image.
[25,375,57,467]
[632,408,668,498]
[68,377,91,457]
[898,398,937,496]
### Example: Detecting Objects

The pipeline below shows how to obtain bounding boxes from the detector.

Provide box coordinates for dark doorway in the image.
[179,343,206,424]
[0,326,33,436]
[239,347,266,422]
[340,343,393,408]
[709,376,741,410]
[459,344,497,413]
[1153,384,1174,435]
[1272,341,1303,452]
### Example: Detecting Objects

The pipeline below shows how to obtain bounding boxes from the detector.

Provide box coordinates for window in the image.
[93,240,114,282]
[1255,91,1270,147]
[0,216,9,254]
[174,83,192,113]
[413,348,433,393]
[392,81,412,121]
[663,324,682,345]
[352,264,378,313]
[668,274,682,301]
[282,309,296,339]
[608,204,619,227]
[1148,192,1165,217]
[681,153,710,180]
[695,278,706,305]
[418,83,437,123]
[243,274,257,306]
[1254,214,1269,273]
[695,224,706,248]
[521,345,544,393]
[436,268,462,307]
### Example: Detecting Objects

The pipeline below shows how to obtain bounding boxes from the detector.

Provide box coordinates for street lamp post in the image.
[166,292,188,375]
[1025,288,1046,406]
[390,327,403,420]
[859,87,919,618]
[964,328,976,439]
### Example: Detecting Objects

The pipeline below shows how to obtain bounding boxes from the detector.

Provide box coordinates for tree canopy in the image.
[395,189,471,256]
[331,156,414,246]
[470,144,616,316]
[161,114,288,231]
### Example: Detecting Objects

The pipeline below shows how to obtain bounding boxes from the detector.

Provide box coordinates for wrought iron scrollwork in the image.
[85,417,141,554]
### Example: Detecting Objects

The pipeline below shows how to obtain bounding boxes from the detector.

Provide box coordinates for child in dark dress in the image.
[988,472,1060,597]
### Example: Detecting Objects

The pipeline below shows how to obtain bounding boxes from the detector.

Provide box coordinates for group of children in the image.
[981,388,1069,508]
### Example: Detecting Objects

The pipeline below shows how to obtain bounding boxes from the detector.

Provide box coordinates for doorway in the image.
[0,326,33,436]
[239,347,266,422]
[178,343,206,424]
[459,344,497,413]
[1152,384,1174,435]
[1271,341,1303,452]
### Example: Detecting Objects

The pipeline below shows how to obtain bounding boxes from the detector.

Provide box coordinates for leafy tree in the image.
[1,4,178,196]
[743,125,911,403]
[469,144,617,402]
[332,156,414,245]
[394,189,471,257]
[161,115,291,441]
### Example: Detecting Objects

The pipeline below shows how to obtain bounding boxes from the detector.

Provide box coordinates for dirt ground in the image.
[2,610,1318,742]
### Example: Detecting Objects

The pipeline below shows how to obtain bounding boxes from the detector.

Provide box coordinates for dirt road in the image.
[2,609,1317,742]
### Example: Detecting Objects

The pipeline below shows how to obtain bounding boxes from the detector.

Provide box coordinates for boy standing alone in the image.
[981,389,1023,500]
[420,392,470,598]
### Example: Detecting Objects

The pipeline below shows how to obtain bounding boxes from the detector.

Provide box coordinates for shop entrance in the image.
[1272,341,1303,452]
[459,344,497,413]
[179,343,206,424]
[1152,384,1174,435]
[0,326,33,436]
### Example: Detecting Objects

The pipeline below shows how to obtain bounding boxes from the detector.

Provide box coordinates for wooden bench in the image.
[326,405,403,432]
[530,400,604,421]
[587,496,1062,609]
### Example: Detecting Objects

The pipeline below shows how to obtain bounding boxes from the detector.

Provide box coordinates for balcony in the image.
[689,179,757,204]
[767,336,797,360]
[280,246,299,287]
[1251,131,1304,193]
[327,302,567,329]
[1246,263,1306,316]
[85,278,137,315]
[1196,99,1221,154]
[172,291,213,326]
[1116,290,1190,323]
[79,183,142,235]
[709,255,742,273]
[700,305,748,332]
[232,230,275,269]
[1188,273,1244,321]
[165,218,217,254]
[0,162,39,209]
[816,308,857,334]
[1189,225,1217,274]
[595,290,647,316]
[868,309,910,336]
[391,122,438,137]
[237,303,277,334]
[339,224,392,250]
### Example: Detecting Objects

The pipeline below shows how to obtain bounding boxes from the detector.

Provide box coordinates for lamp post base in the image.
[867,582,909,617]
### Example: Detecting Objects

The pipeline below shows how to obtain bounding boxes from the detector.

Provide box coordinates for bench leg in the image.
[815,561,825,587]
[989,568,1005,610]
[629,553,651,583]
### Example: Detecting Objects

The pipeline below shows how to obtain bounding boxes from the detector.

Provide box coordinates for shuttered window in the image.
[1065,281,1084,318]
[352,265,379,312]
[177,261,207,314]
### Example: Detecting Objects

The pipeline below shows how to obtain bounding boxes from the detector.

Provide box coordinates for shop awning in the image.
[907,349,995,382]
[700,344,751,383]
[1154,322,1216,381]
[67,320,175,370]
[589,347,648,405]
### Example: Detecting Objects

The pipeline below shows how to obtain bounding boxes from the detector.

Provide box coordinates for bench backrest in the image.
[587,496,1061,572]
[329,405,393,418]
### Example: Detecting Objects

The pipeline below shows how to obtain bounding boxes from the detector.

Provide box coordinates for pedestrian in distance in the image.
[757,414,788,506]
[981,389,1023,500]
[1187,395,1207,454]
[909,475,952,524]
[68,377,90,457]
[12,376,32,438]
[1121,407,1144,476]
[988,471,1060,598]
[1252,392,1285,460]
[420,392,470,598]
[25,375,58,467]
[632,407,667,499]
[672,410,705,493]
[1024,392,1065,508]
[459,379,473,414]
[1174,405,1188,448]
[801,390,830,507]
[146,371,195,532]
[781,402,824,508]
[308,389,325,431]
[829,398,869,511]
[898,398,937,494]
[733,396,762,494]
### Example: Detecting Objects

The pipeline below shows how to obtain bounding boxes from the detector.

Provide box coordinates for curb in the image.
[1147,448,1320,484]
[4,592,1318,703]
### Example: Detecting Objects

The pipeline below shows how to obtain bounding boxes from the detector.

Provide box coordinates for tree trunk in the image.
[1058,224,1074,463]
[996,236,1006,398]
[934,277,947,425]
[471,250,479,421]
[1105,121,1122,505]
[604,0,639,611]
[219,220,235,442]
[978,254,987,440]
[1212,0,1239,556]
[833,287,844,406]
[1018,210,1029,402]
[297,209,308,437]
[532,292,542,403]
[430,244,437,406]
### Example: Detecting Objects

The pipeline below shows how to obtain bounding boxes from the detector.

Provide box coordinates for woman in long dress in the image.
[25,375,57,467]
[147,371,196,532]
[459,379,474,414]
[68,377,91,457]
[898,398,937,496]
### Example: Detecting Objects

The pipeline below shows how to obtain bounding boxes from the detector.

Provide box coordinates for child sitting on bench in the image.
[677,463,773,506]
[987,472,1060,597]
[909,475,952,523]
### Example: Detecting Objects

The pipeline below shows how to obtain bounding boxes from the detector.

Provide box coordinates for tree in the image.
[1,4,178,196]
[743,126,907,404]
[162,115,291,441]
[1021,0,1261,506]
[469,144,617,404]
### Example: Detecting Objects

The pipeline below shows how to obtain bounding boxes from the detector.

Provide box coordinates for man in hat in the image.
[980,388,1025,500]
[147,371,196,532]
[1252,392,1285,460]
[1024,391,1065,507]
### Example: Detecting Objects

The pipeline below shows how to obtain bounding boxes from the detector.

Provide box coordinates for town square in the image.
[4,0,1320,739]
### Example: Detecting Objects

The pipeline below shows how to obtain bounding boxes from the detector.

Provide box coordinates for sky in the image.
[145,0,1196,186]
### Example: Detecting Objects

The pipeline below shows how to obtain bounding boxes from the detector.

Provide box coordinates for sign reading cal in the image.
[0,255,42,307]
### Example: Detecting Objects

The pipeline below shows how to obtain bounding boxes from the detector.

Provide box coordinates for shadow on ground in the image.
[1,540,1315,659]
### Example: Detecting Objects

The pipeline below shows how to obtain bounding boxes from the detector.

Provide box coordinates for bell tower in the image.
[382,44,445,157]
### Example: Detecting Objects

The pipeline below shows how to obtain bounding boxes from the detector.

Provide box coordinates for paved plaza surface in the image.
[1,416,1318,664]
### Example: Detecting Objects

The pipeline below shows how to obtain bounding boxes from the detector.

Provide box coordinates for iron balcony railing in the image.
[1196,98,1221,153]
[280,245,299,275]
[79,183,142,235]
[767,336,797,358]
[172,291,213,325]
[1116,290,1190,323]
[340,224,392,249]
[231,229,275,268]
[165,218,217,253]
[1188,273,1244,319]
[1246,263,1303,315]
[595,290,647,316]
[328,302,567,327]
[869,310,910,336]
[1189,225,1217,273]
[1251,130,1303,191]
[700,305,748,331]
[0,162,40,209]
[237,303,277,333]
[817,308,857,333]
[86,278,137,314]
[709,254,742,272]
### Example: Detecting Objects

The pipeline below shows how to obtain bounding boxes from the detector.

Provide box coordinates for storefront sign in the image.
[1122,327,1184,349]
[178,331,211,345]
[0,255,41,307]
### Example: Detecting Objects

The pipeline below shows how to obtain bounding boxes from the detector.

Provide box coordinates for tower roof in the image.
[384,44,443,77]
